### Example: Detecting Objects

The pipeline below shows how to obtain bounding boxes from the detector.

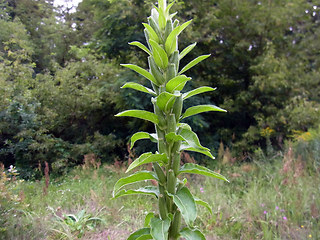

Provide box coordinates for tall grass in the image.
[1,138,319,239]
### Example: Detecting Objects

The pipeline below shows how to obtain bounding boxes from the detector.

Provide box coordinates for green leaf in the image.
[194,197,213,215]
[121,64,158,85]
[180,42,197,60]
[156,92,179,112]
[116,110,159,125]
[165,20,192,55]
[179,128,210,151]
[180,144,214,159]
[180,228,206,240]
[170,187,197,227]
[131,132,158,149]
[143,23,160,43]
[165,132,185,142]
[113,186,159,199]
[128,228,151,240]
[182,104,227,120]
[179,54,211,74]
[121,82,156,96]
[149,39,168,69]
[144,213,155,227]
[136,235,153,240]
[113,171,158,196]
[129,41,151,55]
[182,86,216,100]
[150,217,171,240]
[166,75,190,93]
[126,152,168,173]
[178,163,229,182]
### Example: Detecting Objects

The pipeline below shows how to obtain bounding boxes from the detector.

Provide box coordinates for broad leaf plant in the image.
[113,1,228,239]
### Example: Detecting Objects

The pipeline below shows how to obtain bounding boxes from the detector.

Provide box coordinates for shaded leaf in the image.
[144,213,155,227]
[127,152,168,173]
[180,144,214,159]
[165,20,192,55]
[116,110,159,125]
[169,187,197,227]
[194,197,213,215]
[179,54,211,74]
[156,92,179,112]
[149,39,168,69]
[128,228,151,240]
[121,64,158,85]
[165,132,185,142]
[113,171,158,196]
[113,186,159,199]
[150,217,171,240]
[130,132,158,149]
[182,105,227,120]
[178,163,229,182]
[121,82,156,96]
[143,23,160,43]
[179,128,210,151]
[180,228,206,240]
[182,86,216,100]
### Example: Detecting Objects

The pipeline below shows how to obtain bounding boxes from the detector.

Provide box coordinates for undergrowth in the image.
[1,139,319,239]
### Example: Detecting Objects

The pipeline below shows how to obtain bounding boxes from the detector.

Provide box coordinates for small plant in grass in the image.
[113,0,228,239]
[49,207,104,239]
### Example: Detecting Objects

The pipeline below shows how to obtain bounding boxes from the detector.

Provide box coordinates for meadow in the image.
[1,138,319,240]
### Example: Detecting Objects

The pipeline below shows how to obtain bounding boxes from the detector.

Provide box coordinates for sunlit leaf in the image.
[179,42,197,60]
[126,152,168,173]
[180,144,214,159]
[178,163,229,182]
[179,54,211,74]
[182,86,216,100]
[121,82,156,96]
[130,132,158,149]
[182,104,227,120]
[166,75,190,93]
[113,171,158,196]
[116,110,159,124]
[121,64,158,85]
[179,128,210,151]
[129,41,151,55]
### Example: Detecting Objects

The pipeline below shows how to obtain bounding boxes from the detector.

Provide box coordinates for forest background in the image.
[1,0,319,177]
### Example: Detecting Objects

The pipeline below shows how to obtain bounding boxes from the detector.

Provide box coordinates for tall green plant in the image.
[113,1,228,239]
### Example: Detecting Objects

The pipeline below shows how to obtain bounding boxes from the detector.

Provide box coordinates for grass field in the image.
[1,147,319,240]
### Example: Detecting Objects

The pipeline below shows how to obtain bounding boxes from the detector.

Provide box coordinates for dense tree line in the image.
[0,0,319,177]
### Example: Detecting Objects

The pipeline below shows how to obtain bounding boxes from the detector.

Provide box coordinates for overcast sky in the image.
[54,0,83,12]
